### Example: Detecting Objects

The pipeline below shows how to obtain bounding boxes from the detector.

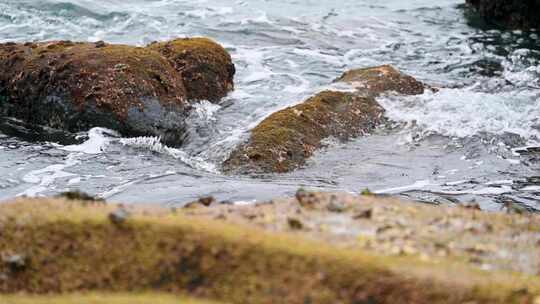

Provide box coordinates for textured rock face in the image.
[223,65,424,174]
[465,0,540,29]
[149,38,235,103]
[223,91,385,173]
[0,38,234,146]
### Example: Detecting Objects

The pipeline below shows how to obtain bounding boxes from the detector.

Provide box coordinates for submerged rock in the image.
[223,65,424,174]
[335,65,424,96]
[465,0,540,29]
[0,38,234,146]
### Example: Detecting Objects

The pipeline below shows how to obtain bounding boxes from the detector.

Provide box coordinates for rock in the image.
[327,202,345,213]
[223,65,423,174]
[57,190,105,204]
[108,207,130,226]
[295,188,320,209]
[327,197,346,213]
[197,196,216,207]
[222,91,384,173]
[353,209,373,220]
[287,217,304,230]
[465,0,540,29]
[335,65,425,96]
[183,196,217,209]
[2,254,28,272]
[0,38,234,146]
[148,38,235,102]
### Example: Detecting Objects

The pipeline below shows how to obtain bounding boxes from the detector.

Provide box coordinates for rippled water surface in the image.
[1,0,539,209]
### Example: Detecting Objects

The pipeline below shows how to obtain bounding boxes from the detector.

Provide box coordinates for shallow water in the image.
[0,0,539,209]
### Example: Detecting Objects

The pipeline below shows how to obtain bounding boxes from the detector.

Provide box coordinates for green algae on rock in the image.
[223,65,423,174]
[0,38,234,146]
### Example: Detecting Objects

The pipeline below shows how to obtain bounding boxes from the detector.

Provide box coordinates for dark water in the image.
[0,0,539,209]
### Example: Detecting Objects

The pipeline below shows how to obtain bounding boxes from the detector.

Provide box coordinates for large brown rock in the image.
[0,38,234,146]
[222,65,424,174]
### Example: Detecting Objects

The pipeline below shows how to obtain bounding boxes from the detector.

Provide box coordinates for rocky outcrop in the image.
[465,0,540,29]
[1,196,539,303]
[223,65,424,174]
[0,38,234,146]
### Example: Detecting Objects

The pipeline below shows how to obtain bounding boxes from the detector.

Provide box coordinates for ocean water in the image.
[0,0,539,209]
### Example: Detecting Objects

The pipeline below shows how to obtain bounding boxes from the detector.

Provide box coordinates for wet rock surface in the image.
[0,38,234,146]
[148,38,235,103]
[465,0,540,29]
[223,65,424,174]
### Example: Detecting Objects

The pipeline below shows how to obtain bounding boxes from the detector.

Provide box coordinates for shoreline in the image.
[1,192,539,303]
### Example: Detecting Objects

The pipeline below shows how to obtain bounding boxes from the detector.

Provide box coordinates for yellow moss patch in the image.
[0,198,539,303]
[223,91,384,173]
[1,293,222,304]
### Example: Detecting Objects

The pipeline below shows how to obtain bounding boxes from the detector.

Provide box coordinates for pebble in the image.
[2,254,27,272]
[109,208,130,225]
[95,41,106,48]
[287,217,304,230]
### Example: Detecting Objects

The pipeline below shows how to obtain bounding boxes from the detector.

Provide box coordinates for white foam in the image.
[120,136,217,173]
[523,186,540,191]
[18,154,80,197]
[193,100,221,122]
[379,87,540,142]
[62,128,119,154]
[185,7,233,19]
[240,12,270,25]
[374,179,431,194]
[502,49,540,88]
[439,186,514,196]
[485,180,514,186]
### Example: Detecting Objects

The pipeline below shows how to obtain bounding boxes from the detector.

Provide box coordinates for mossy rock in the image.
[149,38,235,102]
[0,38,234,146]
[465,0,540,29]
[0,198,539,304]
[223,91,384,173]
[335,65,425,96]
[223,65,423,174]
